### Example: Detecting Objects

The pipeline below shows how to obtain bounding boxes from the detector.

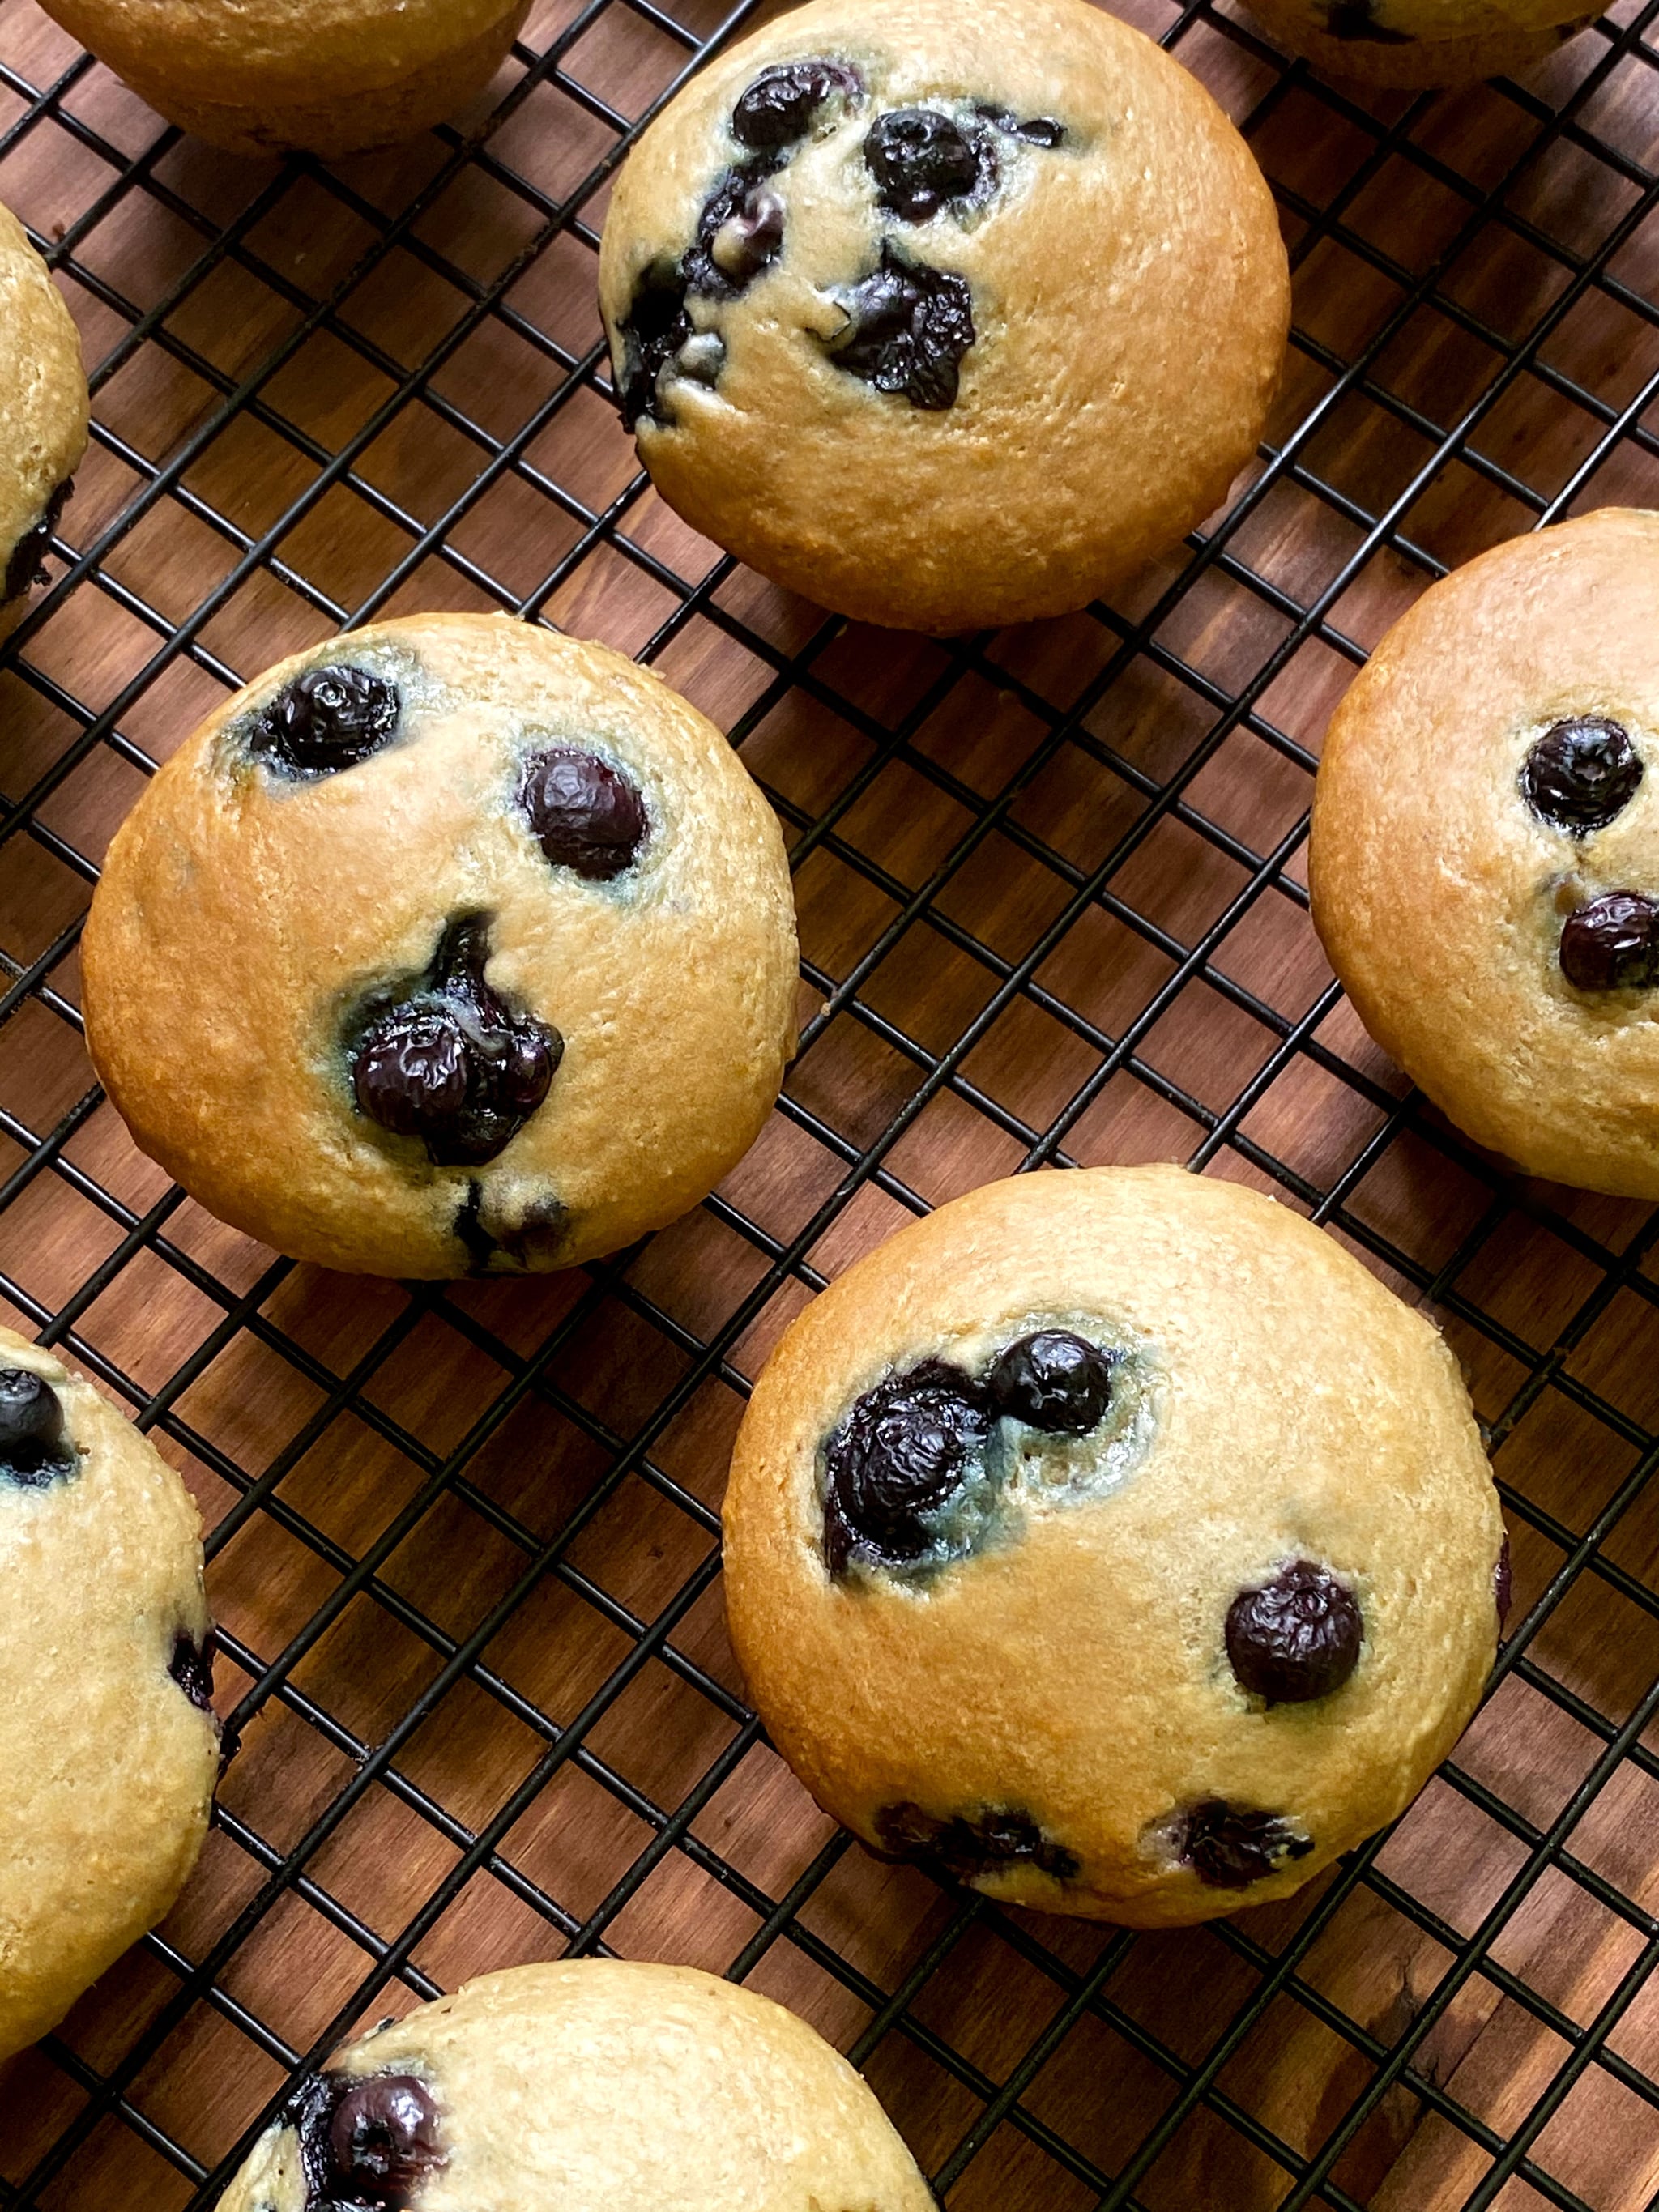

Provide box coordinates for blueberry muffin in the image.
[0,1326,217,2062]
[34,0,530,159]
[0,199,87,641]
[723,1166,1504,1928]
[82,616,797,1279]
[597,0,1290,636]
[217,1960,935,2210]
[1311,509,1659,1199]
[1243,0,1591,88]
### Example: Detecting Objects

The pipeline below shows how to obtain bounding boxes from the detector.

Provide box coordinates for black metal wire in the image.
[4,0,1659,2203]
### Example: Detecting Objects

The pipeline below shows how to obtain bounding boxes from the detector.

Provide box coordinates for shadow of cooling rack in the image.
[7,0,1659,2203]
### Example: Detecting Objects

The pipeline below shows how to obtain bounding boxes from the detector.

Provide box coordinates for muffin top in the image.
[83,615,798,1276]
[599,0,1290,633]
[1311,507,1659,1200]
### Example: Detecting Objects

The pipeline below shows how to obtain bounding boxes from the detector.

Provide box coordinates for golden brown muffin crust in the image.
[0,1326,216,2062]
[82,616,799,1277]
[1311,508,1659,1199]
[35,0,529,157]
[0,199,88,618]
[217,1961,936,2211]
[723,1166,1502,1927]
[599,0,1290,634]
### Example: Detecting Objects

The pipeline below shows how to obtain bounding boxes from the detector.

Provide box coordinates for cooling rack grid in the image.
[6,0,1659,2201]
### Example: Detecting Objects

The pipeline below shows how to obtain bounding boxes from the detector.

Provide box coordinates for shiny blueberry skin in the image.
[730,58,862,150]
[1521,718,1643,835]
[1559,891,1659,991]
[822,1359,991,1576]
[349,914,562,1167]
[520,749,646,880]
[829,242,975,410]
[249,665,401,780]
[290,2069,445,2210]
[1177,1800,1313,1888]
[1495,1533,1512,1631]
[168,1628,216,1714]
[875,1801,1078,1884]
[0,1367,74,1488]
[1226,1559,1363,1704]
[987,1330,1115,1434]
[864,108,988,221]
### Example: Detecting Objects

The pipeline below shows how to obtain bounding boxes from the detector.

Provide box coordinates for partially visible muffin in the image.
[33,0,530,159]
[724,1166,1504,1927]
[0,199,87,640]
[83,615,799,1278]
[599,0,1289,634]
[1311,508,1659,1199]
[216,1960,936,2210]
[1243,0,1591,88]
[0,1327,218,2061]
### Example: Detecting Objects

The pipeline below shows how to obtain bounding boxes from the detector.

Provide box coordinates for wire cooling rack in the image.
[6,0,1659,2202]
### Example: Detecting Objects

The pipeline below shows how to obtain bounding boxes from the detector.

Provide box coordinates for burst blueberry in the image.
[822,1359,990,1575]
[350,914,561,1167]
[1176,1800,1313,1888]
[730,58,862,150]
[828,243,975,410]
[875,1801,1077,1883]
[249,665,401,779]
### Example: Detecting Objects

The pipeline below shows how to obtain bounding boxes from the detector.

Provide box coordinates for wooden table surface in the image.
[4,0,1659,2204]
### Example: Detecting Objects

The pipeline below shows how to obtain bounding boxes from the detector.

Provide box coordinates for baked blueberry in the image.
[1521,716,1643,835]
[168,1627,216,1714]
[730,58,862,150]
[291,2069,445,2207]
[828,242,975,411]
[1495,1532,1512,1630]
[707,183,785,285]
[1559,891,1659,992]
[987,1329,1114,1433]
[249,664,401,780]
[1226,1559,1363,1704]
[1177,1799,1313,1888]
[0,1367,74,1487]
[520,750,647,880]
[864,109,989,221]
[875,1801,1078,1883]
[822,1358,991,1575]
[350,914,562,1167]
[616,266,694,429]
[683,168,786,298]
[3,478,71,605]
[974,107,1067,147]
[619,168,787,426]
